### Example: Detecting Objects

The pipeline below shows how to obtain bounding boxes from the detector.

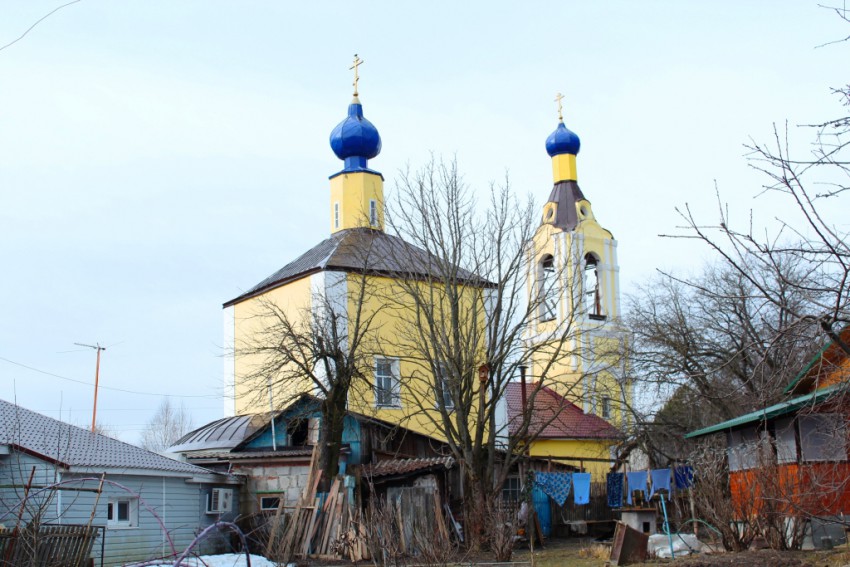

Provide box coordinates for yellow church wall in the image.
[343,273,488,443]
[232,276,314,415]
[330,171,384,233]
[529,438,615,478]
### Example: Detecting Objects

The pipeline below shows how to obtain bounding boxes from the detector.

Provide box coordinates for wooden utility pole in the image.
[75,342,106,432]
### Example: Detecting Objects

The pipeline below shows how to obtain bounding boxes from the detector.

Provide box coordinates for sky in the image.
[0,1,847,443]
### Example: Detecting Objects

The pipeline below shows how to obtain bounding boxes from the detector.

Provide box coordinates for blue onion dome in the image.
[329,96,382,172]
[545,121,581,157]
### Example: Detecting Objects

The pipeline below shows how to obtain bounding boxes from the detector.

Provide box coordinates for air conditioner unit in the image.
[207,488,233,514]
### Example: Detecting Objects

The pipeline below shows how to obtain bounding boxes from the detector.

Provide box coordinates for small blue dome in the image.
[330,101,381,172]
[545,121,581,157]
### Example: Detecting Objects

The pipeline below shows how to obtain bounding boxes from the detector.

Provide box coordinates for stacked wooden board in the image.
[265,451,369,561]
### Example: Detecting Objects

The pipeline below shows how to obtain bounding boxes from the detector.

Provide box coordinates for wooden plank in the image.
[303,497,323,556]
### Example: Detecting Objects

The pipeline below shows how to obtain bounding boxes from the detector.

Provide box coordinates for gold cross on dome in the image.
[350,54,364,96]
[554,92,565,122]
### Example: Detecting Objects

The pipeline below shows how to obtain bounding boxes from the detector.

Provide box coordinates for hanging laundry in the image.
[626,471,647,505]
[572,473,591,505]
[649,468,671,499]
[607,472,624,508]
[674,465,694,490]
[534,472,572,507]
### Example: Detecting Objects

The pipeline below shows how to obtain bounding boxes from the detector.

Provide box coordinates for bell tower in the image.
[526,94,627,426]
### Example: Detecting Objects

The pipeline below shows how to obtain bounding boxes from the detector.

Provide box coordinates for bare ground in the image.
[510,537,850,567]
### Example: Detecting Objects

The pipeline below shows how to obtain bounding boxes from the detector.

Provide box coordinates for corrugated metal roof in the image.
[169,414,270,453]
[0,399,213,476]
[685,384,844,439]
[505,382,623,440]
[224,228,493,306]
[362,456,454,478]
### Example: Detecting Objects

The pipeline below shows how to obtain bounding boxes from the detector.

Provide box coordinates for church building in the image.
[219,67,629,472]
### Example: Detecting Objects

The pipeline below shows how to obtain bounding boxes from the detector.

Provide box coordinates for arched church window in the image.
[584,253,604,320]
[538,255,557,322]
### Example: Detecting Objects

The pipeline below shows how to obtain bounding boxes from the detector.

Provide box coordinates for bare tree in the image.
[234,244,383,491]
[625,261,820,464]
[140,398,194,453]
[384,158,609,548]
[667,51,849,355]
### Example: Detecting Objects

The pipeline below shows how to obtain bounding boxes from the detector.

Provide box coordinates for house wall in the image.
[56,473,239,565]
[528,438,614,477]
[730,462,850,518]
[231,461,311,514]
[0,450,61,526]
[0,452,239,566]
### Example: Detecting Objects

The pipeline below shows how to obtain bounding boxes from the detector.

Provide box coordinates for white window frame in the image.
[369,199,378,227]
[375,357,401,408]
[107,497,138,529]
[435,362,454,410]
[259,495,282,511]
[334,202,340,229]
[207,488,234,514]
[601,396,611,419]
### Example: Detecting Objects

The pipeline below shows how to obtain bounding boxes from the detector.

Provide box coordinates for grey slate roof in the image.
[225,227,493,306]
[0,398,214,476]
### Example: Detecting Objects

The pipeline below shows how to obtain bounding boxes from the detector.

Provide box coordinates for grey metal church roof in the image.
[224,227,493,307]
[0,398,214,476]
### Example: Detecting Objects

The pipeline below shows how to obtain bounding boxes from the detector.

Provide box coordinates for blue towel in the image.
[649,469,671,499]
[626,471,647,505]
[674,465,694,490]
[607,472,624,508]
[572,473,591,505]
[534,472,572,507]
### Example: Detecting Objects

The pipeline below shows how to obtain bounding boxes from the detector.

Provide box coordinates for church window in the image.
[601,396,611,419]
[334,202,340,229]
[369,199,378,226]
[435,362,454,410]
[538,255,556,322]
[584,253,604,319]
[375,357,400,407]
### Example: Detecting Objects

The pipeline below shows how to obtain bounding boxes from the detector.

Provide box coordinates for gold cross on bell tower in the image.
[554,92,565,122]
[350,54,364,96]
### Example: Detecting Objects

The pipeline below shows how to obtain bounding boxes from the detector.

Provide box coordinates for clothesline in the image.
[533,465,694,509]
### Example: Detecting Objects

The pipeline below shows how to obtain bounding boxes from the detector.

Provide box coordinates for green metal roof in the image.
[783,340,833,395]
[684,384,844,439]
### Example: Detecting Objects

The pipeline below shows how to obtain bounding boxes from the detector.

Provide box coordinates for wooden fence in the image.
[0,524,99,567]
[555,482,616,525]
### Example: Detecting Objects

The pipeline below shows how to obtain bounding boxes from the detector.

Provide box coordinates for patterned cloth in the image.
[607,472,624,508]
[626,471,647,505]
[649,468,671,499]
[572,473,591,505]
[674,465,694,490]
[534,472,572,507]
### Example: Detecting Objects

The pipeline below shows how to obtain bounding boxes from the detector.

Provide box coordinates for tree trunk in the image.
[316,392,347,493]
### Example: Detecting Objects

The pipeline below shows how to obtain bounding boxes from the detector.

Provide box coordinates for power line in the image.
[0,356,220,399]
[0,0,83,53]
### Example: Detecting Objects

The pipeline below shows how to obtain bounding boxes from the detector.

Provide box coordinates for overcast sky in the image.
[0,1,846,443]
